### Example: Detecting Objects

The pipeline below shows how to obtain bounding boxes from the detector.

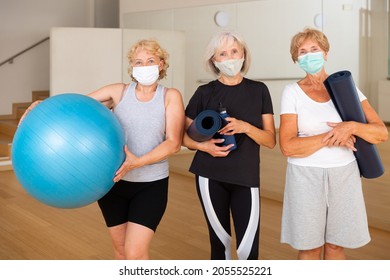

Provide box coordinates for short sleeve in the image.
[356,87,367,102]
[261,84,274,115]
[280,84,298,115]
[185,87,204,120]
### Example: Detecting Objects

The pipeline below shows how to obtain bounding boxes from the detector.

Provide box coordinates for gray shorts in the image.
[281,160,371,250]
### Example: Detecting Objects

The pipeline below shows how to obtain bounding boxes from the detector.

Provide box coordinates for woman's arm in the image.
[279,114,333,157]
[87,83,126,109]
[219,114,276,149]
[323,100,388,146]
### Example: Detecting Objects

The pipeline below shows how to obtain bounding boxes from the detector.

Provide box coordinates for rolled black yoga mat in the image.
[187,110,222,142]
[324,70,384,179]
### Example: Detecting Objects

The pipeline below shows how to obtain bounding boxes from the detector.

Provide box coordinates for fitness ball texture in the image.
[12,93,125,208]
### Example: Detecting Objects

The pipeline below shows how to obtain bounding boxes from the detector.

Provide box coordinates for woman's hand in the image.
[199,138,234,157]
[322,121,357,151]
[114,145,140,182]
[218,117,249,135]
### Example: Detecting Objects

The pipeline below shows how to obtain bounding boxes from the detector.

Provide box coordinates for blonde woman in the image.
[89,39,185,260]
[23,39,185,259]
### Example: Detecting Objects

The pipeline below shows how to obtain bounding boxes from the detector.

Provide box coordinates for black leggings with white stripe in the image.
[196,176,260,260]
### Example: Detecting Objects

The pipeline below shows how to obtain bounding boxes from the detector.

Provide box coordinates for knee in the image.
[112,244,126,260]
[324,243,345,260]
[125,248,149,260]
[325,243,344,252]
[114,251,126,260]
[298,247,322,260]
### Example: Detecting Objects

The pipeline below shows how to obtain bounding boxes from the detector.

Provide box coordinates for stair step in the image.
[0,91,49,170]
[0,91,49,122]
[0,120,18,137]
[0,133,13,159]
[32,90,49,101]
[0,158,12,171]
[13,102,32,120]
[16,108,28,120]
[0,141,12,153]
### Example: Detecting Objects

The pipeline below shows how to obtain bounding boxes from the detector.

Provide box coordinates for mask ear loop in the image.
[323,51,328,62]
[212,58,221,75]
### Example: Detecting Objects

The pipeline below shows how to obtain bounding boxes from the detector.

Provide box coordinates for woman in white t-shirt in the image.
[279,28,388,260]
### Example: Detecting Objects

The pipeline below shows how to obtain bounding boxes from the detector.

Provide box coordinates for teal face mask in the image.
[297,52,325,74]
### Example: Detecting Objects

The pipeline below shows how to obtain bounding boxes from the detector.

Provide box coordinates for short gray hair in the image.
[204,31,251,76]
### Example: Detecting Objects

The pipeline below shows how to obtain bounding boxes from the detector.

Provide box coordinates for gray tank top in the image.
[113,83,168,182]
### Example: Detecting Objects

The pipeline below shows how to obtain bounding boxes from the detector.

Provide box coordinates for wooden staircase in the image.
[0,91,49,171]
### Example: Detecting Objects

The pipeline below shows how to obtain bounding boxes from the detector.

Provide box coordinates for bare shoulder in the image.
[163,87,184,113]
[165,87,181,96]
[165,87,183,102]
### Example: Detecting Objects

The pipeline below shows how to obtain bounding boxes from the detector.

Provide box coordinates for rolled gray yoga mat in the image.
[324,70,384,179]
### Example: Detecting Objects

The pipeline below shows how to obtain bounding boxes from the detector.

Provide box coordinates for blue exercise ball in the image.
[12,93,125,208]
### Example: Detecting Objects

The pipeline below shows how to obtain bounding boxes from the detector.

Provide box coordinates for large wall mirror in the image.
[122,0,368,127]
[121,0,389,123]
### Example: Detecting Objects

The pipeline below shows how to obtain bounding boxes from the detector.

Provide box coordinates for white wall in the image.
[379,80,390,122]
[94,0,119,28]
[0,0,119,116]
[50,28,185,96]
[50,28,123,95]
[1,0,388,120]
[0,0,94,115]
[119,0,253,14]
[367,0,389,119]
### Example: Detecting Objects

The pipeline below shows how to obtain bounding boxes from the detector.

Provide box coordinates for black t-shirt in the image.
[185,78,274,187]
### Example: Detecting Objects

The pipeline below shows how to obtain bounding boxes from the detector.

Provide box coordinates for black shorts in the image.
[97,177,168,231]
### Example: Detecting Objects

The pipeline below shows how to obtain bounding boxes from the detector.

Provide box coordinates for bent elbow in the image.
[382,129,389,142]
[373,128,389,144]
[377,135,388,144]
[279,144,293,157]
[172,140,183,154]
[173,144,182,154]
[164,138,182,156]
[266,141,277,149]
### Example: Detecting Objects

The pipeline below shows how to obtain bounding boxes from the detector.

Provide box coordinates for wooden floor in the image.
[0,147,389,260]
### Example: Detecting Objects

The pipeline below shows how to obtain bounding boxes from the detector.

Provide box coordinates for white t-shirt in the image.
[280,82,367,168]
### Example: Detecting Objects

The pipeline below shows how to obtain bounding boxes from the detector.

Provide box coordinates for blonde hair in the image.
[127,39,169,81]
[290,28,330,62]
[204,31,251,76]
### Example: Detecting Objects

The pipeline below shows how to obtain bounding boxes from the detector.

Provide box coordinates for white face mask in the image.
[132,65,159,86]
[214,58,244,77]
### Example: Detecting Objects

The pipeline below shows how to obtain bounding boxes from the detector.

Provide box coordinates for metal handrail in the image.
[0,37,50,67]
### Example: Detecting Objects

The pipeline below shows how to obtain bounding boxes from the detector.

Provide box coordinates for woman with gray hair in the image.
[183,31,276,259]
